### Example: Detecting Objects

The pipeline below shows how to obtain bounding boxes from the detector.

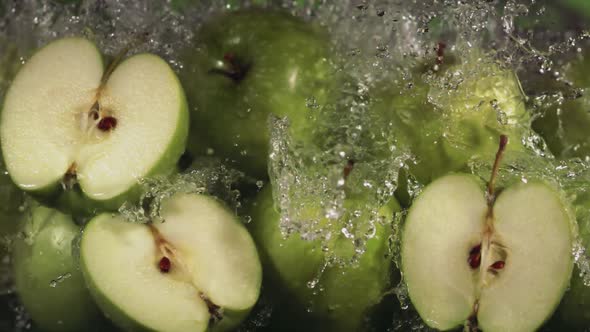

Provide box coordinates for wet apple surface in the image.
[0,1,590,332]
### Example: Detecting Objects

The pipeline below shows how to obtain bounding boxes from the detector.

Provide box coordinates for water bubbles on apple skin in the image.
[48,273,72,288]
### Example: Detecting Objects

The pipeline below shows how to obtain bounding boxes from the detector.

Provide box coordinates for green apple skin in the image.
[1,39,189,216]
[180,9,336,179]
[558,266,590,329]
[553,189,590,328]
[0,42,18,80]
[12,204,104,332]
[373,57,528,187]
[0,167,26,257]
[248,185,400,331]
[531,53,590,160]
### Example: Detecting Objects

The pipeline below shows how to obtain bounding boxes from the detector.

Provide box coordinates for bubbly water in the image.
[1,0,590,331]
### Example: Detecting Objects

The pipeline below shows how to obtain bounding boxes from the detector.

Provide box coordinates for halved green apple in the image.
[0,37,188,214]
[401,174,574,331]
[80,192,262,332]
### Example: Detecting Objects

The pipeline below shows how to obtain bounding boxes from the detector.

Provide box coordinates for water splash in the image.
[119,161,244,224]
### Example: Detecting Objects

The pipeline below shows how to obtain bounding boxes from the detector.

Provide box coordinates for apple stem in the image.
[98,32,150,93]
[86,32,149,129]
[486,135,508,206]
[343,159,355,180]
[465,301,481,332]
[209,53,252,82]
[199,292,223,325]
[436,41,446,65]
[61,163,78,190]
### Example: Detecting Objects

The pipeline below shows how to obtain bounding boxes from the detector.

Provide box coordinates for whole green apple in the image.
[0,164,26,254]
[248,185,400,331]
[372,52,528,186]
[0,39,19,96]
[531,52,590,160]
[180,9,337,179]
[12,203,104,332]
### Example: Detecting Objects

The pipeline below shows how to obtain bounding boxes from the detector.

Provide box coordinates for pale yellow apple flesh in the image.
[80,193,262,332]
[1,37,187,202]
[402,174,573,332]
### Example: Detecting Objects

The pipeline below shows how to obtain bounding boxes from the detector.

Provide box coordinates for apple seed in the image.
[97,116,117,132]
[490,261,505,270]
[468,244,482,269]
[158,257,171,273]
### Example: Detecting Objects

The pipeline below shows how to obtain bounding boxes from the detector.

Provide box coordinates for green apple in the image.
[0,37,189,214]
[80,192,262,332]
[0,163,26,254]
[0,40,18,84]
[12,203,104,332]
[557,263,590,329]
[531,51,590,160]
[373,52,528,185]
[401,146,574,332]
[180,9,336,179]
[551,188,590,328]
[248,184,400,331]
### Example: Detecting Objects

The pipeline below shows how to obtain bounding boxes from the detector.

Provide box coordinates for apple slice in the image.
[80,193,262,332]
[401,172,574,331]
[0,37,188,213]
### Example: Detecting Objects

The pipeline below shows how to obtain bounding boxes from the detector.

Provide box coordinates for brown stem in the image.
[62,163,78,190]
[343,159,355,180]
[208,53,252,83]
[200,292,223,326]
[486,135,508,207]
[464,301,481,332]
[91,32,149,114]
